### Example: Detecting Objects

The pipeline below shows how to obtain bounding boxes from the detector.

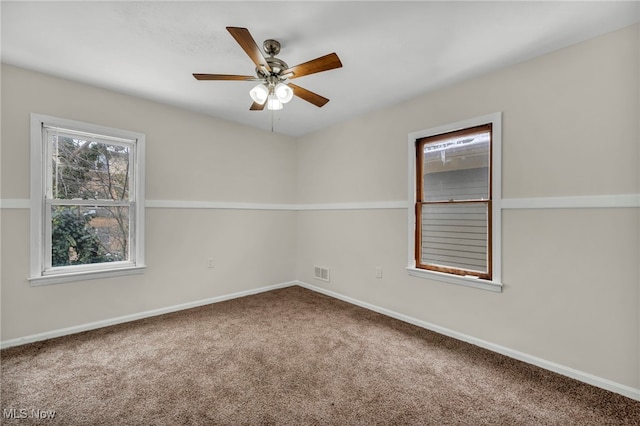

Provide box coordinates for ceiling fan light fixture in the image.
[249,83,269,105]
[274,83,294,104]
[267,94,283,111]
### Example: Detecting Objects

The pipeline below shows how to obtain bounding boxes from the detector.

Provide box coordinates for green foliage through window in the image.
[51,207,114,266]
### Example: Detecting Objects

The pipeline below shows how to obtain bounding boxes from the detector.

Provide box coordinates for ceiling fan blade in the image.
[288,83,330,107]
[193,74,259,81]
[250,101,266,111]
[283,53,342,79]
[226,27,272,73]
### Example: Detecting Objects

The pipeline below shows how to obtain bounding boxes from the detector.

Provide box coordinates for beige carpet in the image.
[1,286,639,425]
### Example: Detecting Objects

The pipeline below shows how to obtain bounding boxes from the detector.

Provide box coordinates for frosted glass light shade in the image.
[274,83,294,104]
[267,94,283,110]
[249,84,269,104]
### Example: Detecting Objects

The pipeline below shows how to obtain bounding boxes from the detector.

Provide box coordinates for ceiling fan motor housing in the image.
[256,39,289,79]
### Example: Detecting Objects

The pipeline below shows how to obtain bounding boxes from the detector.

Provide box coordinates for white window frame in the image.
[29,113,146,286]
[407,112,502,292]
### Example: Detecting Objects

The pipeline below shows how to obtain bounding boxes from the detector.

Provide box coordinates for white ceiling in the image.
[2,1,639,137]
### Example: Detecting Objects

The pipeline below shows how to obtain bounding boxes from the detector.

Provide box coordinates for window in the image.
[407,113,502,292]
[30,114,145,285]
[417,124,492,278]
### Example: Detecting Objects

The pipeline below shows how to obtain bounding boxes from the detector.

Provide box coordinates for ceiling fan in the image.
[193,27,343,111]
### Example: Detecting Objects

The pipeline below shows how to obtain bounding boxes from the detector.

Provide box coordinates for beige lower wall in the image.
[501,208,639,382]
[296,207,639,388]
[1,208,297,340]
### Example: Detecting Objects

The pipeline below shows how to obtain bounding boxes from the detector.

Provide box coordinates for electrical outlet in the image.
[207,258,214,268]
[375,267,383,279]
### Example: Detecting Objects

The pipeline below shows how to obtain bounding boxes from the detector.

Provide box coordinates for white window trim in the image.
[29,113,146,286]
[407,112,502,292]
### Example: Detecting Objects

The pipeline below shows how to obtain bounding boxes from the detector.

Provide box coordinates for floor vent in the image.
[313,266,330,282]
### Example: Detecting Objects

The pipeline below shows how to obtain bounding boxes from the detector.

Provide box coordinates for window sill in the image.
[406,267,502,292]
[29,265,146,286]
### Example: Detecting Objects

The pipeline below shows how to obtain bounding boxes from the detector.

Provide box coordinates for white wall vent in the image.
[313,266,330,282]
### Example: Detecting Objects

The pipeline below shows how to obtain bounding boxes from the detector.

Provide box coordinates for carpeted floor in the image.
[1,286,639,425]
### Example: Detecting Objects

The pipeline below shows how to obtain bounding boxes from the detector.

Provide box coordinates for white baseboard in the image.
[295,280,640,402]
[0,281,296,350]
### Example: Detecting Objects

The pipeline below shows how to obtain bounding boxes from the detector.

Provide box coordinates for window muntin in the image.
[415,124,492,279]
[30,114,145,285]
